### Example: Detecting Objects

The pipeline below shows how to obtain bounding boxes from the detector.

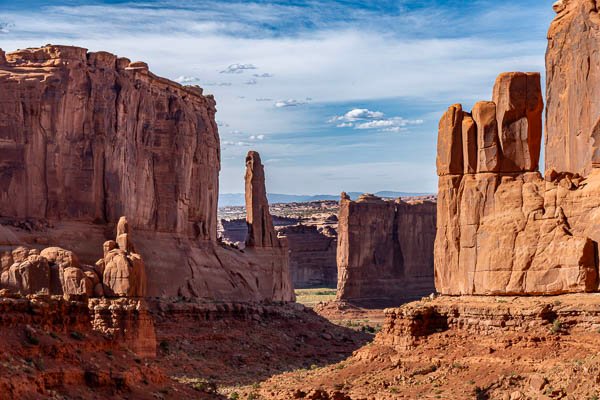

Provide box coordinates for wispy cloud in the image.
[175,75,199,84]
[274,99,307,108]
[0,0,552,195]
[220,63,257,73]
[253,73,274,78]
[222,140,250,146]
[244,79,257,85]
[330,108,423,132]
[249,134,265,140]
[0,21,13,34]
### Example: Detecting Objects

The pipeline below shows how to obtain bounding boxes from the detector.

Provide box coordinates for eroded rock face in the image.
[0,45,293,302]
[245,151,282,248]
[435,71,600,295]
[98,217,147,297]
[493,72,544,172]
[0,45,219,240]
[0,246,97,296]
[336,193,436,306]
[546,0,600,176]
[277,224,337,288]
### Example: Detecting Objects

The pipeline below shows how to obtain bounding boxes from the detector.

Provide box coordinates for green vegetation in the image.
[70,331,85,341]
[550,319,563,335]
[294,288,337,307]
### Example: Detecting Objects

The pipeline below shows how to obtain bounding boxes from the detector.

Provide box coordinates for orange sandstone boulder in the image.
[99,217,147,297]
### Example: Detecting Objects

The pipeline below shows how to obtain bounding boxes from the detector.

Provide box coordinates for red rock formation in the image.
[0,45,294,302]
[493,72,543,172]
[97,216,147,297]
[277,224,337,288]
[219,217,338,289]
[436,104,464,176]
[245,151,282,248]
[546,0,600,175]
[336,193,436,306]
[0,45,219,239]
[435,71,600,295]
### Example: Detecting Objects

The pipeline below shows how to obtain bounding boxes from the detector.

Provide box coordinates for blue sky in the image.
[0,0,555,194]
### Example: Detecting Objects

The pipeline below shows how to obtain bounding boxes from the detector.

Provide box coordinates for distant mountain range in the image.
[218,191,432,207]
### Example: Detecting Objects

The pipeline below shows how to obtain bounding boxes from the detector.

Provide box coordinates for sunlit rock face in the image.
[435,69,600,295]
[0,45,294,302]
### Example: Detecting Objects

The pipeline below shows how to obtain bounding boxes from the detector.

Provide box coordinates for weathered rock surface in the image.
[0,45,293,302]
[436,104,464,176]
[336,193,436,306]
[0,44,219,239]
[220,216,338,289]
[278,224,337,288]
[245,151,282,248]
[493,72,543,172]
[98,217,147,297]
[435,71,600,295]
[546,0,600,176]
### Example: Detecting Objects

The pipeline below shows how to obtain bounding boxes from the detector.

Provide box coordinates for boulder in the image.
[99,216,147,297]
[2,255,50,295]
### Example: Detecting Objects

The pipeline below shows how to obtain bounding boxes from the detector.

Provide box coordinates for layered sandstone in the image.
[0,45,293,302]
[546,0,600,176]
[435,71,599,295]
[336,193,436,306]
[0,45,219,239]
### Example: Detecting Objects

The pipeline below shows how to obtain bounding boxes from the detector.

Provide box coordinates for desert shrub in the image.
[24,330,39,346]
[550,319,562,335]
[70,331,85,341]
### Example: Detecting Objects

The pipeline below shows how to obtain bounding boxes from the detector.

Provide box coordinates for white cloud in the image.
[203,82,233,86]
[230,130,243,135]
[253,73,274,78]
[330,109,423,132]
[220,63,257,73]
[275,99,306,108]
[244,79,258,85]
[222,140,250,146]
[0,21,13,34]
[175,75,199,84]
[331,108,384,123]
[255,98,273,102]
[249,134,265,140]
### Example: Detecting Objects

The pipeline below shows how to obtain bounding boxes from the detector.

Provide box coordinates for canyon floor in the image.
[5,292,600,399]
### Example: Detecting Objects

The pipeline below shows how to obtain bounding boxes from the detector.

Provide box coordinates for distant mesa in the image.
[219,191,433,207]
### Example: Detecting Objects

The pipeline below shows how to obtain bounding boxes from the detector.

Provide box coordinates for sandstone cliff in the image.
[0,45,293,302]
[336,193,436,306]
[435,71,599,295]
[278,224,337,288]
[546,0,600,176]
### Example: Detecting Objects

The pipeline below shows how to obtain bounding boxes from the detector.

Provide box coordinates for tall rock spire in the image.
[245,151,281,248]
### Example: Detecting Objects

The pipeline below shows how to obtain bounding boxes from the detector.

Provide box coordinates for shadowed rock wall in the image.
[336,193,436,306]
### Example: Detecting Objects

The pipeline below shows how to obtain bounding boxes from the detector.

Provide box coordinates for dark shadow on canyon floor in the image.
[147,299,372,387]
